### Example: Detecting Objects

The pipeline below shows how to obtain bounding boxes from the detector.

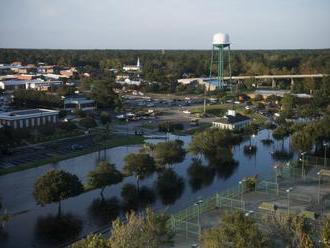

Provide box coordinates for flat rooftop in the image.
[0,109,58,120]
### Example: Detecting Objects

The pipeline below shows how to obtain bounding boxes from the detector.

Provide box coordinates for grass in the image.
[173,122,212,135]
[139,122,158,130]
[191,103,268,126]
[0,135,144,176]
[190,104,233,116]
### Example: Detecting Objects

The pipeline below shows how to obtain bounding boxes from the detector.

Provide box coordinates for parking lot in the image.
[0,134,95,169]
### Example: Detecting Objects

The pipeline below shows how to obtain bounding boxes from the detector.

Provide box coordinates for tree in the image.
[292,131,313,153]
[72,209,173,248]
[190,129,240,165]
[13,89,62,108]
[201,211,268,248]
[109,209,173,248]
[280,94,296,117]
[100,111,111,125]
[320,218,330,248]
[254,94,263,101]
[90,79,121,109]
[88,161,123,200]
[123,153,156,191]
[72,234,109,248]
[272,126,290,149]
[79,117,97,129]
[33,170,83,216]
[154,140,186,168]
[57,121,77,131]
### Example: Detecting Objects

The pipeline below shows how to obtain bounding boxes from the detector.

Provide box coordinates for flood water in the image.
[0,129,294,247]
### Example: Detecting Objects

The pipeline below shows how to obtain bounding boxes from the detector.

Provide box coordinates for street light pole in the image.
[324,143,329,167]
[286,187,293,215]
[274,165,279,195]
[239,180,246,208]
[194,200,203,226]
[317,171,321,204]
[300,152,306,179]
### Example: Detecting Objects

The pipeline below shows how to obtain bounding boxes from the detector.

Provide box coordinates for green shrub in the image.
[158,122,184,132]
[57,121,77,131]
[100,111,111,125]
[79,117,97,128]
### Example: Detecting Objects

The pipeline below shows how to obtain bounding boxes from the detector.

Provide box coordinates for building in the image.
[60,67,78,78]
[116,78,141,85]
[0,79,63,91]
[17,74,38,80]
[0,80,27,91]
[177,78,217,91]
[37,65,56,74]
[123,58,141,72]
[64,97,96,111]
[26,80,63,91]
[0,109,59,129]
[212,110,251,130]
[10,65,36,74]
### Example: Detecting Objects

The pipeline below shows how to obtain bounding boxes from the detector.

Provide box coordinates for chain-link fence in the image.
[169,156,330,246]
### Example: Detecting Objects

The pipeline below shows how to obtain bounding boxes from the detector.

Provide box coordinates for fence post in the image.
[172,216,176,232]
[216,193,219,207]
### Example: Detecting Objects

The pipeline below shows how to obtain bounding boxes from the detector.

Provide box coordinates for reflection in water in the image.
[34,213,82,245]
[121,184,156,211]
[88,197,120,226]
[208,149,239,179]
[261,138,274,146]
[156,169,184,205]
[271,150,294,162]
[0,228,8,242]
[187,158,215,192]
[243,145,257,158]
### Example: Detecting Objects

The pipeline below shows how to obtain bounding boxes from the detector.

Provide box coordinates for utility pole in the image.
[203,85,207,115]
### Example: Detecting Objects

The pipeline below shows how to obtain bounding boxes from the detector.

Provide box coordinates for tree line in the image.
[1,49,329,81]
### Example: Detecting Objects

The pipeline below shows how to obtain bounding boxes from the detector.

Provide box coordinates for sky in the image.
[0,0,329,50]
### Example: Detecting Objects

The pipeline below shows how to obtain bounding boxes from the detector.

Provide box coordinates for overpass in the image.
[223,73,327,80]
[178,74,329,89]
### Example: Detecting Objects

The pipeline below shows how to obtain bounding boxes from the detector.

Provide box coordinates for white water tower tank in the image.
[212,33,230,46]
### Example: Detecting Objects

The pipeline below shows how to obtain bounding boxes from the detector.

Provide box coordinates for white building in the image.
[123,58,141,72]
[0,79,63,91]
[0,80,27,91]
[212,110,251,130]
[64,97,96,111]
[177,78,217,91]
[116,78,141,85]
[26,80,63,91]
[0,109,59,129]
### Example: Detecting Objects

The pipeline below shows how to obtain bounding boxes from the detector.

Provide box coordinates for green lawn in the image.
[191,104,234,116]
[191,103,267,125]
[173,122,212,135]
[0,135,144,176]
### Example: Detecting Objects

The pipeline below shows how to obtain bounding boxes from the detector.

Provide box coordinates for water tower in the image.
[209,33,232,88]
